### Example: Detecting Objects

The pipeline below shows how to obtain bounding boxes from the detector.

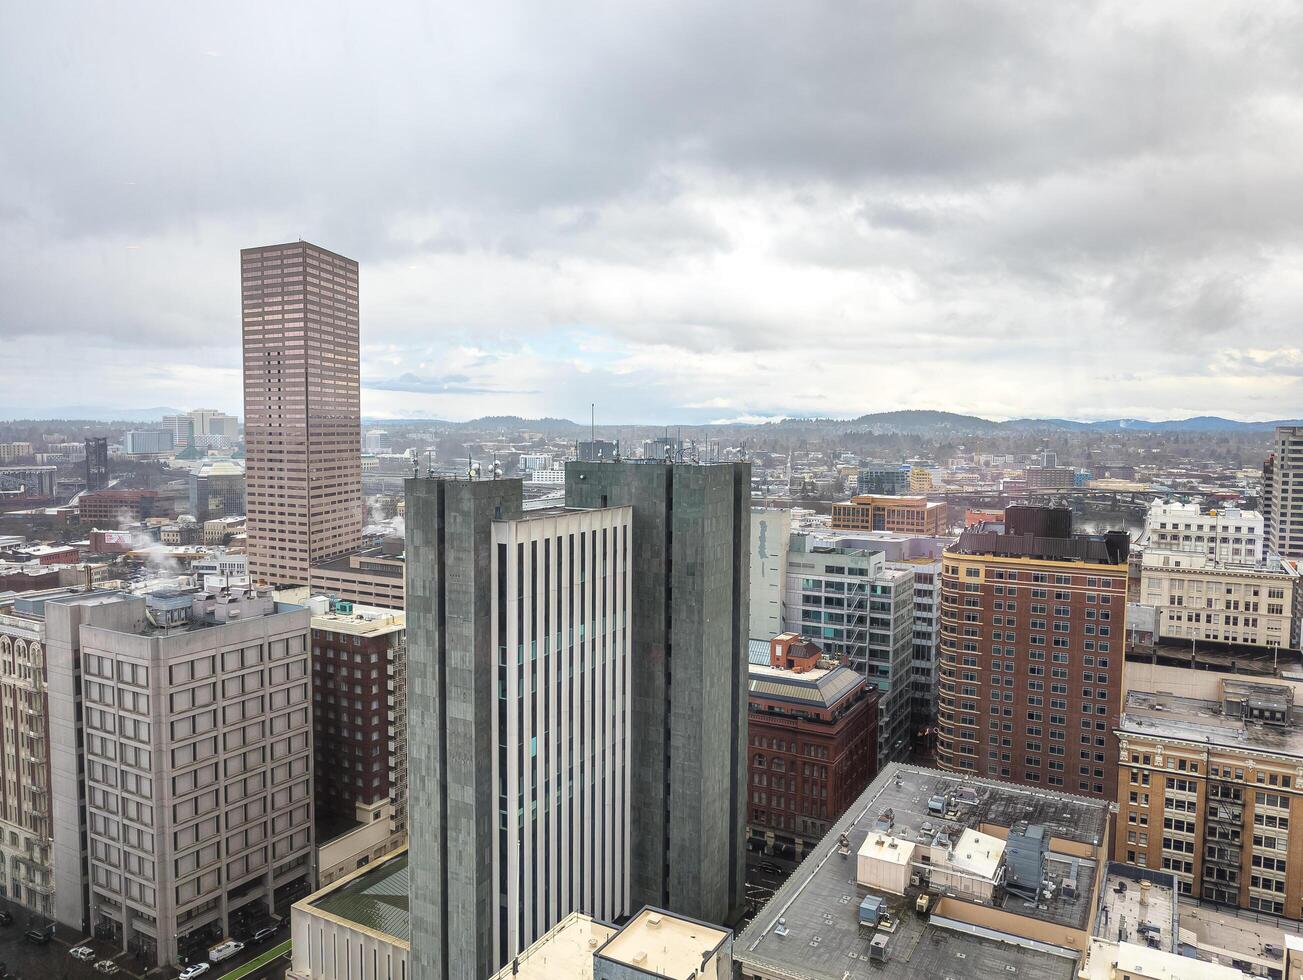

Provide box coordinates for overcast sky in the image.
[3,1,1302,424]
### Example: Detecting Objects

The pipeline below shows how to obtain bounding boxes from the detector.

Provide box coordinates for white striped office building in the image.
[490,505,632,965]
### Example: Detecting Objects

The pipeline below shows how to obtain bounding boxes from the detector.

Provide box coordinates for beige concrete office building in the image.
[242,242,362,586]
[1139,550,1300,651]
[1116,678,1303,915]
[76,586,314,968]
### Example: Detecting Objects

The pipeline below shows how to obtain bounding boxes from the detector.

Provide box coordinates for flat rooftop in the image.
[1081,939,1242,980]
[1177,899,1289,971]
[596,907,730,978]
[489,913,616,980]
[1095,865,1178,951]
[311,605,405,637]
[736,764,1110,980]
[311,546,405,577]
[1120,690,1303,757]
[308,849,409,942]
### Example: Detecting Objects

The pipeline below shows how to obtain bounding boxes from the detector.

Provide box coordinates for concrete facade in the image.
[749,507,790,641]
[44,590,146,935]
[406,477,524,980]
[1140,550,1300,651]
[73,588,314,968]
[565,460,750,926]
[288,847,410,980]
[406,477,635,977]
[784,535,916,767]
[1145,501,1264,564]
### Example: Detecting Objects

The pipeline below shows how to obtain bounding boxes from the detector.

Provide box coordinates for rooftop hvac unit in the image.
[869,936,891,962]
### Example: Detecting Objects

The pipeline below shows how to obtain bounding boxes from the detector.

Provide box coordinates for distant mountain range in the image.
[361,410,1303,436]
[825,411,1303,436]
[6,406,1299,437]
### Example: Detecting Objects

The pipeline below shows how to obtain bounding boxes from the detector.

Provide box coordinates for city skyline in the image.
[4,2,1303,423]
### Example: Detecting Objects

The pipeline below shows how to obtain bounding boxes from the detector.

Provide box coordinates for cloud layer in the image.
[2,1,1302,422]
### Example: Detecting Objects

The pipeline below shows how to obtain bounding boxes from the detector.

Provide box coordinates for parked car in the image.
[208,939,244,962]
[0,911,12,926]
[177,964,210,980]
[93,962,118,975]
[251,927,277,944]
[23,928,52,944]
[70,947,96,961]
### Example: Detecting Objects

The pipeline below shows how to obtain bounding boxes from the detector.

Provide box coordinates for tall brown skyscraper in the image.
[242,241,362,585]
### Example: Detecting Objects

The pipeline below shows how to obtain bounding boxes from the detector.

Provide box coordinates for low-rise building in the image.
[78,489,163,526]
[288,847,409,980]
[1027,465,1076,490]
[735,763,1113,980]
[160,520,202,546]
[487,905,732,980]
[203,515,246,545]
[190,551,248,583]
[830,494,947,535]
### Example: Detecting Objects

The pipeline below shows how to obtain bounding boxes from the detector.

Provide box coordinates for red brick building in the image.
[77,489,162,526]
[747,634,879,858]
[310,602,408,853]
[936,506,1130,800]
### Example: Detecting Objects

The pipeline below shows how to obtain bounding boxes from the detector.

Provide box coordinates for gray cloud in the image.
[2,1,1303,421]
[363,372,538,396]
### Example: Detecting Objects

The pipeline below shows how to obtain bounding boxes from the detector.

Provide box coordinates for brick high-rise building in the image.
[309,601,408,886]
[936,506,1129,800]
[242,242,362,586]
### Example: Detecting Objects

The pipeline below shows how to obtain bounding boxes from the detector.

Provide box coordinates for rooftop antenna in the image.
[591,403,595,456]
